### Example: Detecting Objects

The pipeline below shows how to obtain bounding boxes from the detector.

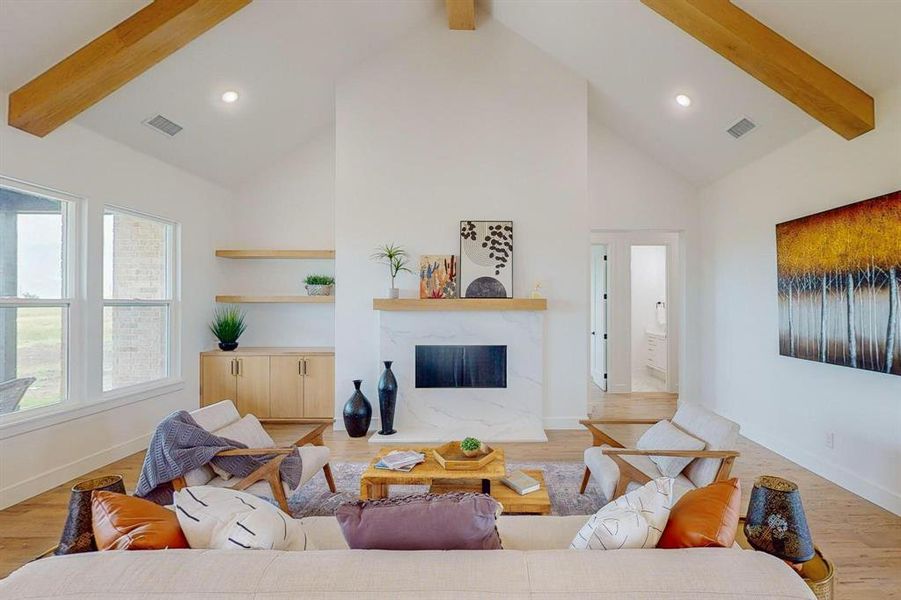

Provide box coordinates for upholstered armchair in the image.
[580,402,740,502]
[171,400,336,512]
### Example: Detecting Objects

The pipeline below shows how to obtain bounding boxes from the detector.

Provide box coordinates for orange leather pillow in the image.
[657,478,741,549]
[92,491,189,550]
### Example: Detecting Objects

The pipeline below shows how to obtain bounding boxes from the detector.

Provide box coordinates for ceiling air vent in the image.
[726,117,756,139]
[142,114,183,137]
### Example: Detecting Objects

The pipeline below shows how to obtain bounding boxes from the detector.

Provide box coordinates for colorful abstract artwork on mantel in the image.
[776,190,901,376]
[460,221,513,298]
[420,255,458,299]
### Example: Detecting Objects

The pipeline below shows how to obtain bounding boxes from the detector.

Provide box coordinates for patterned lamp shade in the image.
[56,475,126,555]
[744,476,814,563]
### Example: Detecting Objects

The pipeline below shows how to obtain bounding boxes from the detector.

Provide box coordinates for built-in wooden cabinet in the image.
[200,347,334,422]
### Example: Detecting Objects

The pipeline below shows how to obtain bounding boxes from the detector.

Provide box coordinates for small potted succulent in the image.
[304,274,335,296]
[209,305,247,351]
[460,437,482,458]
[371,243,412,299]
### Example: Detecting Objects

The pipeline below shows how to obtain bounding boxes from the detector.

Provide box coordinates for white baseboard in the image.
[543,416,584,430]
[739,423,901,516]
[0,433,150,510]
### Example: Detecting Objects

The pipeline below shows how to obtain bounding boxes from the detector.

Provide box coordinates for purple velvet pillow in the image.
[336,492,503,550]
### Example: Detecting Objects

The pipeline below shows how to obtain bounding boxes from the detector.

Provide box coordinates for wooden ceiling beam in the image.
[446,0,475,30]
[641,0,874,140]
[8,0,251,137]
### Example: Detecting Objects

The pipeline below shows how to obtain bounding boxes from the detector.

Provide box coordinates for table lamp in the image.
[744,475,814,563]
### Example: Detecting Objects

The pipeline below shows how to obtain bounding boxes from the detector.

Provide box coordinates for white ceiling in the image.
[1,0,899,187]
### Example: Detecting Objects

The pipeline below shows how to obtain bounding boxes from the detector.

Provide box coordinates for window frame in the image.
[102,204,181,396]
[0,176,80,417]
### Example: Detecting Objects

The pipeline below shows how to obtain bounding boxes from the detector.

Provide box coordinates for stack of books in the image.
[501,470,541,495]
[374,450,426,472]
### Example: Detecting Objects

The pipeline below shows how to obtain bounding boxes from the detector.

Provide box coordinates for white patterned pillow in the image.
[174,486,313,551]
[637,420,706,478]
[570,478,674,550]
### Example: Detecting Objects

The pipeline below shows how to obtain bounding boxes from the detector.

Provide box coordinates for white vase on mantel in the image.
[387,287,400,299]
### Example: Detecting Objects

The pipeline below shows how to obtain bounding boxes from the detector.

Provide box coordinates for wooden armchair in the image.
[579,403,740,501]
[172,422,336,513]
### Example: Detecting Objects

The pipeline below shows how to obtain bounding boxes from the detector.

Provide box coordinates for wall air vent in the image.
[727,117,756,139]
[142,114,183,137]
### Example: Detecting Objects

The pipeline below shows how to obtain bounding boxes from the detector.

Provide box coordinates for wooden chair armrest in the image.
[216,447,294,457]
[293,421,332,447]
[601,448,740,459]
[579,418,662,426]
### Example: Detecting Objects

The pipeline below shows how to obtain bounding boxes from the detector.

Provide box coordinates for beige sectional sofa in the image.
[1,515,816,599]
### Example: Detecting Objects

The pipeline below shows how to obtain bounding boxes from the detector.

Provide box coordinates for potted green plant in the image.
[460,437,481,458]
[304,274,335,296]
[371,243,412,299]
[209,305,247,351]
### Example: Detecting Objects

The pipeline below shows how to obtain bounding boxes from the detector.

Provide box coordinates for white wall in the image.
[335,18,589,429]
[0,92,231,508]
[588,120,699,397]
[698,85,901,514]
[227,128,336,347]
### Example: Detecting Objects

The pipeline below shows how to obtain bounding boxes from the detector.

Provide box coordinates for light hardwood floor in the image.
[1,393,898,599]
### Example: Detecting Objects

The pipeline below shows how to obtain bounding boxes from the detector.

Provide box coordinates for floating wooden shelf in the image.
[216,249,335,259]
[372,298,546,311]
[216,295,335,304]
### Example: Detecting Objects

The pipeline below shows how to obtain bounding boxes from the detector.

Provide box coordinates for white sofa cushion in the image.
[637,420,706,477]
[671,402,740,487]
[174,486,312,551]
[570,478,674,550]
[210,414,276,480]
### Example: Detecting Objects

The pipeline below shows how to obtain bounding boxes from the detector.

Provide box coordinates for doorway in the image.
[630,245,667,392]
[590,244,608,391]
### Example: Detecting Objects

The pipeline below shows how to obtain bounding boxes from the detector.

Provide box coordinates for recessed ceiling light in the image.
[675,94,692,108]
[221,90,239,104]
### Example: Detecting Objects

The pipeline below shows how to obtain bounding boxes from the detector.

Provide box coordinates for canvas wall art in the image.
[420,255,457,299]
[459,221,513,298]
[776,190,901,376]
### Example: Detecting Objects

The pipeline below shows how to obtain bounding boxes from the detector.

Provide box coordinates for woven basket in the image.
[801,547,834,600]
[305,284,334,296]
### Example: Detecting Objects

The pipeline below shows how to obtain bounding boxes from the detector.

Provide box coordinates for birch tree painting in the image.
[776,190,901,376]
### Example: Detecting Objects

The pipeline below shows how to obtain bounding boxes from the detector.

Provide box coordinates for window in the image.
[0,183,73,415]
[103,207,176,392]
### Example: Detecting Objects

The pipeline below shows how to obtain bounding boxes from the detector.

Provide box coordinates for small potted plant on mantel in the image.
[209,305,247,351]
[371,243,412,299]
[304,274,335,296]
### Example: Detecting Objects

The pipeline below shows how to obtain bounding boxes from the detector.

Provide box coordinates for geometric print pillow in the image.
[570,478,674,550]
[173,486,313,551]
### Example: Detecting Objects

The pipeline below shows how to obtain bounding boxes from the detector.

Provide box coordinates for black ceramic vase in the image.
[377,361,397,435]
[218,341,238,351]
[342,380,371,438]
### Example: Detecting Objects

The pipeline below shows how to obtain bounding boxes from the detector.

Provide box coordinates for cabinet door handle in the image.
[230,359,236,376]
[298,359,303,376]
[303,359,309,376]
[236,359,242,376]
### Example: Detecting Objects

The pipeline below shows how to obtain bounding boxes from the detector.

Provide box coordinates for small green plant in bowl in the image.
[304,274,335,296]
[461,437,482,457]
[209,305,247,351]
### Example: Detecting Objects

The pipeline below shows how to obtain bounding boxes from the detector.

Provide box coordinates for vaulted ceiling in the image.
[2,0,899,187]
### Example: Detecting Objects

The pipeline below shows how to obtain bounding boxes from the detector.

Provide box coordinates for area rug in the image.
[287,461,607,518]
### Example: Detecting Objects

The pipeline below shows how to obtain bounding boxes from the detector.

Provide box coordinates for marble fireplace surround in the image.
[369,309,547,443]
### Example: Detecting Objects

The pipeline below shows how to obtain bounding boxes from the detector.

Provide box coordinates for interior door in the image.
[235,356,270,418]
[591,245,608,390]
[269,355,303,418]
[301,355,335,418]
[201,356,236,407]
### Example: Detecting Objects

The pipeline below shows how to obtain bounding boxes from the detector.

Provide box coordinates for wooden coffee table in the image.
[359,446,506,500]
[430,469,552,515]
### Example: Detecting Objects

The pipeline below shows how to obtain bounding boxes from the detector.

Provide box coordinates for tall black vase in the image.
[377,361,397,435]
[343,380,371,438]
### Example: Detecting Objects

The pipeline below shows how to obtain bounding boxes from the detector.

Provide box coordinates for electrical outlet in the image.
[825,432,835,449]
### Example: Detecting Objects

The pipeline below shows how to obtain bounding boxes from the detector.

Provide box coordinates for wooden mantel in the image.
[372,298,547,311]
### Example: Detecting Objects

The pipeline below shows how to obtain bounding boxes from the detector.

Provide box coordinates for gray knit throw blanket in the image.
[135,410,302,505]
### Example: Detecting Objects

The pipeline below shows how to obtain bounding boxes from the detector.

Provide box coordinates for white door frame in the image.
[589,230,682,394]
[590,244,608,390]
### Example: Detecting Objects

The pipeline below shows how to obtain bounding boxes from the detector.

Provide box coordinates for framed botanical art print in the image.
[420,255,458,299]
[459,220,513,298]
